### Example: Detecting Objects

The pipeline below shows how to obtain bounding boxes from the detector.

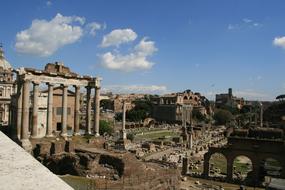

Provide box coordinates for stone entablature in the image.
[10,62,102,151]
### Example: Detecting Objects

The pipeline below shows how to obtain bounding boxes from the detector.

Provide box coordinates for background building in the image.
[215,88,245,109]
[152,90,211,123]
[0,45,15,127]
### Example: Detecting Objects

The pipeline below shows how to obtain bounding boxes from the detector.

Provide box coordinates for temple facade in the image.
[10,62,101,151]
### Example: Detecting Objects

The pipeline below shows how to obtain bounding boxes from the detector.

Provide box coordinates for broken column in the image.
[182,156,189,175]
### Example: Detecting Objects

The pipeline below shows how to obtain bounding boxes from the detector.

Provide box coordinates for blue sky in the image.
[0,0,285,100]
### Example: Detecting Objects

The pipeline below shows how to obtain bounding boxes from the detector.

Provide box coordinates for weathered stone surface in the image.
[0,131,73,190]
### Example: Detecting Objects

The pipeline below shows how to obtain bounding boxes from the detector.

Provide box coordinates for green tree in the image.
[213,109,234,125]
[99,120,113,135]
[192,109,207,122]
[100,99,114,110]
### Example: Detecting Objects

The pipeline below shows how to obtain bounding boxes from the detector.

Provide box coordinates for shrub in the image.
[99,120,113,135]
[213,109,233,125]
[127,133,135,141]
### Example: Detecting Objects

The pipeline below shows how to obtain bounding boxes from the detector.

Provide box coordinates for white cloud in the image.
[100,38,158,72]
[86,22,104,36]
[243,18,252,23]
[101,28,137,47]
[273,36,285,49]
[15,13,85,56]
[228,18,262,30]
[102,84,167,94]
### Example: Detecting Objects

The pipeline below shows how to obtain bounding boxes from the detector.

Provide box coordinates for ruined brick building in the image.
[152,90,211,123]
[215,88,245,109]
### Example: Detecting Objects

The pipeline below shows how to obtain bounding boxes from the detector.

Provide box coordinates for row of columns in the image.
[16,79,101,141]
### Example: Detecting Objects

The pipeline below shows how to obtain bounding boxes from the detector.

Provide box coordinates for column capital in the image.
[86,86,92,90]
[61,84,68,88]
[73,85,81,89]
[32,81,41,85]
[46,82,55,86]
[23,79,31,83]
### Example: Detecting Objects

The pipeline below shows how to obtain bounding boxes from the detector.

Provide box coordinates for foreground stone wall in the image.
[0,131,73,190]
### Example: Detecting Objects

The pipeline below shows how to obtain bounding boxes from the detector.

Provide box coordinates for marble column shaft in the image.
[85,86,91,134]
[31,82,39,138]
[16,84,23,139]
[46,83,54,137]
[122,101,126,139]
[74,85,80,135]
[21,80,30,140]
[94,87,100,136]
[61,85,68,136]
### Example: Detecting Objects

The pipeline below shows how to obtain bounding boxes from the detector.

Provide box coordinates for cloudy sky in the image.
[1,0,285,100]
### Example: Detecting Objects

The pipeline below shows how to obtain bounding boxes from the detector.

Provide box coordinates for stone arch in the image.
[183,96,188,100]
[203,151,227,179]
[260,157,283,179]
[209,152,227,177]
[232,155,253,183]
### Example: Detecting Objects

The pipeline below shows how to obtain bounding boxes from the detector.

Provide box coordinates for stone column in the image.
[182,157,189,175]
[85,86,91,134]
[31,81,39,138]
[46,83,54,137]
[16,83,23,139]
[74,85,80,135]
[203,154,210,178]
[94,87,100,136]
[20,79,32,152]
[189,129,193,149]
[226,157,233,182]
[260,103,263,127]
[21,79,30,140]
[61,84,68,137]
[122,100,126,139]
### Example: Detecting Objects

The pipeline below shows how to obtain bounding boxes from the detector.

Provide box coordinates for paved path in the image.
[0,131,73,190]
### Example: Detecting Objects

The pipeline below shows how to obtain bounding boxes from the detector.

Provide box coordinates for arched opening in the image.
[260,158,283,181]
[183,96,188,100]
[232,155,253,184]
[209,153,227,178]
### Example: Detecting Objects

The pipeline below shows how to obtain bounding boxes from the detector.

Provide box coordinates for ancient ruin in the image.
[10,62,101,151]
[203,127,285,185]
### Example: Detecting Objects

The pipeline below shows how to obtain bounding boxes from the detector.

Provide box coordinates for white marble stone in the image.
[0,131,73,190]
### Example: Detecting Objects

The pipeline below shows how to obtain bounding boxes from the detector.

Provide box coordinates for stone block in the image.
[65,141,75,153]
[50,141,64,155]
